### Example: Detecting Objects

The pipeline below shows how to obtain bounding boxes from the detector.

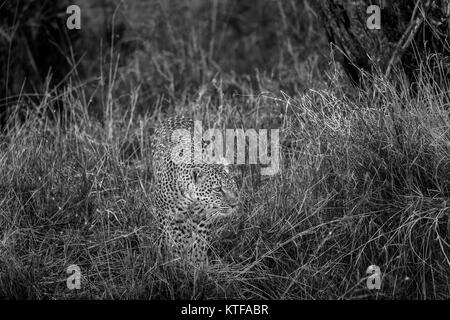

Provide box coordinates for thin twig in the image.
[384,0,428,78]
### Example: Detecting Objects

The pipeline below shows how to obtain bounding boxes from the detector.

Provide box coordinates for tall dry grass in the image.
[0,54,448,299]
[0,0,449,300]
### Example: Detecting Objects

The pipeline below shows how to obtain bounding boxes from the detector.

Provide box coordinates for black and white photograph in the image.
[0,0,449,306]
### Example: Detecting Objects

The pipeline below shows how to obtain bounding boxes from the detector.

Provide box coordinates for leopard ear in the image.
[191,167,205,184]
[217,156,231,174]
[230,165,241,178]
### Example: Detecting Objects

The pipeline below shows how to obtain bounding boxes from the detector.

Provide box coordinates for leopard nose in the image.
[225,190,240,208]
[230,202,239,209]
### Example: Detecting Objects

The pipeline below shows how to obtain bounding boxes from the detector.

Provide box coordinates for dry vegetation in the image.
[0,0,449,299]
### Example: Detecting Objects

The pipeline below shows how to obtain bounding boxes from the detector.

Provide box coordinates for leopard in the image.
[151,115,240,266]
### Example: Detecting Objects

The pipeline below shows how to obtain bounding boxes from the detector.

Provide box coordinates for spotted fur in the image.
[151,116,239,265]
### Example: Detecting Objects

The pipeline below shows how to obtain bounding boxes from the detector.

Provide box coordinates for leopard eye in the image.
[213,186,222,192]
